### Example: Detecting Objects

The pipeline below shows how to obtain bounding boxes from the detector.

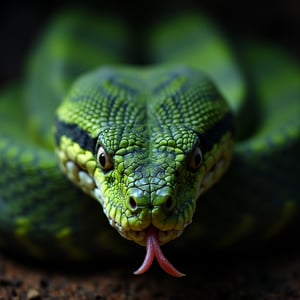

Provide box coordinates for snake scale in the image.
[0,11,299,276]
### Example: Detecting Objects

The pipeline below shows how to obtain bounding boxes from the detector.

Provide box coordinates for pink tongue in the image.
[133,227,185,277]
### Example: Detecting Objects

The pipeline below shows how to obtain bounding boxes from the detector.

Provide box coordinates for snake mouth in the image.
[58,149,188,277]
[106,212,189,246]
[58,157,190,246]
[57,148,188,276]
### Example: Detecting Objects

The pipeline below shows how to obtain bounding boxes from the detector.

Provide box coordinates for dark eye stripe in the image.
[198,112,235,155]
[55,118,97,153]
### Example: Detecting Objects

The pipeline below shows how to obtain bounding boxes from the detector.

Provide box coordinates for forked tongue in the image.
[133,226,185,277]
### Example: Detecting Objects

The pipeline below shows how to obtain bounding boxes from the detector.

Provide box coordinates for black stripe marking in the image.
[108,76,139,96]
[199,112,235,154]
[153,72,184,95]
[55,112,234,157]
[55,119,97,153]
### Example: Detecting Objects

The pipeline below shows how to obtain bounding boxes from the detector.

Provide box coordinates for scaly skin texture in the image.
[0,11,299,274]
[55,66,234,246]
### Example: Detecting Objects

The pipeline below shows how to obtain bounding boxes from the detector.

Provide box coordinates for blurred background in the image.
[0,0,299,84]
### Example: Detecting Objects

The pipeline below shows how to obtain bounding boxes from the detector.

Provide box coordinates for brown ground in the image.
[2,244,300,300]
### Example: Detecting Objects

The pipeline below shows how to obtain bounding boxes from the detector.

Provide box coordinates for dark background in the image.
[0,0,299,84]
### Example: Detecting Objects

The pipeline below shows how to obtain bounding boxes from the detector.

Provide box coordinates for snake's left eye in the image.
[96,146,113,171]
[188,145,203,170]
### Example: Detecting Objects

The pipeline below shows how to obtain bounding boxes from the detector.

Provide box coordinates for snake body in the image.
[0,11,299,276]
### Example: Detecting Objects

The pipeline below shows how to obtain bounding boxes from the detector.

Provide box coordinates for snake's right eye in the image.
[96,146,113,171]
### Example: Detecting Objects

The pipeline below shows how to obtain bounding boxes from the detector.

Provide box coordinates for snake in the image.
[0,11,299,277]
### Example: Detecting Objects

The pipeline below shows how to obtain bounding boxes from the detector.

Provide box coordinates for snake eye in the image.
[96,146,113,171]
[188,145,203,170]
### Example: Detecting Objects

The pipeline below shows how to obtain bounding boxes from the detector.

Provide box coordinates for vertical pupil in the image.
[99,152,106,167]
[195,152,201,166]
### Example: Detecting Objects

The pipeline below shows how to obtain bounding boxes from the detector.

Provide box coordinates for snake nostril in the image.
[128,197,137,211]
[164,196,174,211]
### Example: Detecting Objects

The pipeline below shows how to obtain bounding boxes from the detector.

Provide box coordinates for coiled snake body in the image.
[0,12,299,276]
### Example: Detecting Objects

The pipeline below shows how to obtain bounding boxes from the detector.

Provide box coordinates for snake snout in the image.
[126,194,175,214]
[122,188,185,243]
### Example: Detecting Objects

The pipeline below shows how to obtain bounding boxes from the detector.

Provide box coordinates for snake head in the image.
[54,66,234,275]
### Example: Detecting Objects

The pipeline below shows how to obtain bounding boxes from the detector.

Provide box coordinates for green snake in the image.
[0,11,299,277]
